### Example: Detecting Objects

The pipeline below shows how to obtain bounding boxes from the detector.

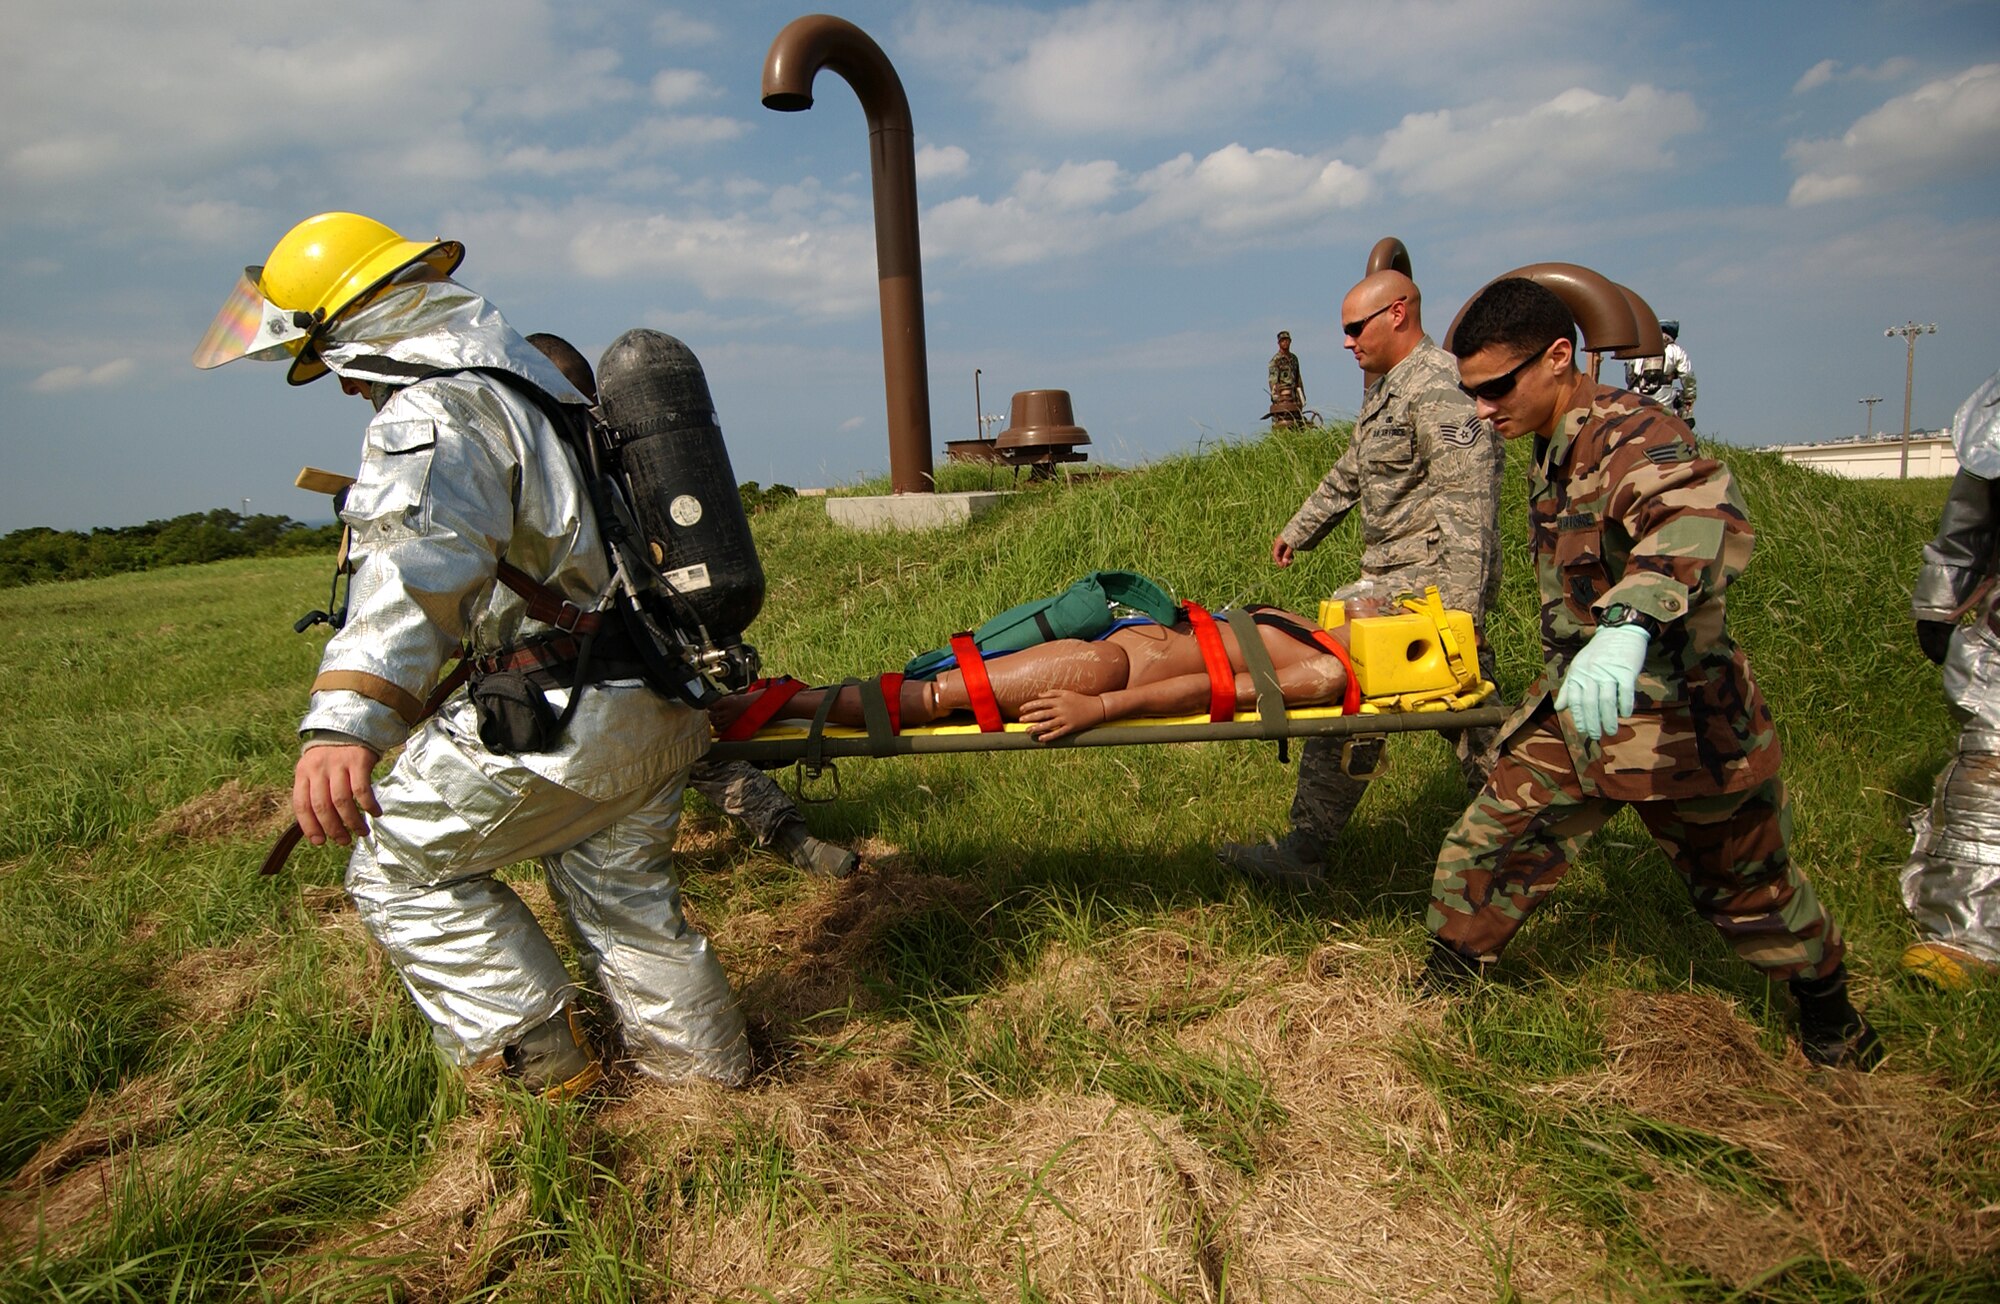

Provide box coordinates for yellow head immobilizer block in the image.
[1336,586,1480,705]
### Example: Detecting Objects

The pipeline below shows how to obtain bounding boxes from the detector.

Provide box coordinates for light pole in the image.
[1859,395,1882,439]
[1886,321,1938,478]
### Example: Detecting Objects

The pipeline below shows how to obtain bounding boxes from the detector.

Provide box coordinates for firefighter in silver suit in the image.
[1622,320,1697,426]
[194,212,750,1094]
[1905,366,2000,986]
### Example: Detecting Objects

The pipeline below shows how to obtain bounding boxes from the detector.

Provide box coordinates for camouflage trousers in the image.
[687,759,804,845]
[1289,633,1497,844]
[1290,724,1495,843]
[1426,710,1844,981]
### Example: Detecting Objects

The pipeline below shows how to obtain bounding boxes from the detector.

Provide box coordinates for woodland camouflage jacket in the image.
[1514,382,1780,800]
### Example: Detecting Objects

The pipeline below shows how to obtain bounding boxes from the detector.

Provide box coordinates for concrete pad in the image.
[825,491,1012,532]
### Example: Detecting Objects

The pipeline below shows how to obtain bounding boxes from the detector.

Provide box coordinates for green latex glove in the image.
[1556,623,1651,741]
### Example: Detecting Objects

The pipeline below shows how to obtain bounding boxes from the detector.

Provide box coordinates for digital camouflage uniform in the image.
[1428,384,1844,981]
[1269,350,1303,403]
[688,759,804,844]
[1279,334,1504,840]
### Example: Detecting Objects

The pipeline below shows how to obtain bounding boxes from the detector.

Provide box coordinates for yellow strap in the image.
[1405,585,1473,688]
[312,670,425,725]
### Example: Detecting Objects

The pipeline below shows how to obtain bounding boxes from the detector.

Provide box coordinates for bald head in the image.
[1340,269,1424,374]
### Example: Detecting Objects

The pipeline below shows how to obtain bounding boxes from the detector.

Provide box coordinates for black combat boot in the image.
[1789,964,1884,1070]
[1217,828,1327,887]
[502,1006,603,1100]
[775,820,859,878]
[1419,935,1485,996]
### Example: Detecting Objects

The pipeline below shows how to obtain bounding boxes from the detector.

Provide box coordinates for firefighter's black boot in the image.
[502,1006,604,1100]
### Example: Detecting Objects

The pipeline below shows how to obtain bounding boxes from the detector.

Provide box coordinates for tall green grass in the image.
[2,433,1993,1299]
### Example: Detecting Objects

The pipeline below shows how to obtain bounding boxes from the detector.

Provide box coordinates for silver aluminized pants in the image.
[1902,620,2000,965]
[345,686,750,1085]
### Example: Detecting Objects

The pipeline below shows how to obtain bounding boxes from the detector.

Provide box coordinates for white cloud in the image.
[1131,146,1370,234]
[650,69,712,109]
[1792,56,1917,94]
[838,415,866,432]
[1787,63,2000,205]
[569,210,880,318]
[915,144,971,182]
[1374,84,1701,205]
[905,0,1623,136]
[0,1,648,216]
[1015,160,1121,210]
[922,140,1367,268]
[1794,59,1841,94]
[30,358,134,394]
[650,10,719,47]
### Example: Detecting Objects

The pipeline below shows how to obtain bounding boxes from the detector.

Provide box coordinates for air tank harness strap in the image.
[950,633,1006,732]
[1180,602,1237,722]
[495,559,605,635]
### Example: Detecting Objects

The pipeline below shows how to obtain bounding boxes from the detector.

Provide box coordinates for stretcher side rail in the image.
[707,701,1513,763]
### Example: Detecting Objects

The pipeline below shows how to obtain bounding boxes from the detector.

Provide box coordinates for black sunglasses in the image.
[1458,338,1556,402]
[1342,297,1405,339]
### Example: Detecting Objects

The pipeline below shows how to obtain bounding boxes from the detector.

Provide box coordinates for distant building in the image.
[1765,430,1956,480]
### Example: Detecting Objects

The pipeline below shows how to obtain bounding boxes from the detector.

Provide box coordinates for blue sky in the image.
[3,0,1997,531]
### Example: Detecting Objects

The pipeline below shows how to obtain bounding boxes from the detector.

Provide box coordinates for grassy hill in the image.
[0,431,1993,1300]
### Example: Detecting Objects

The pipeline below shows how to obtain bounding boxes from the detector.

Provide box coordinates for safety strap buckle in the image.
[790,758,842,804]
[1340,735,1389,780]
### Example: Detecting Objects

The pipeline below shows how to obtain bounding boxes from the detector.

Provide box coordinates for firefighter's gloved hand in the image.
[1917,619,1955,665]
[1557,624,1650,741]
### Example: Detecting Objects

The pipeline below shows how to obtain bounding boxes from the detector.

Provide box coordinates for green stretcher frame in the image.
[711,606,1509,765]
[706,698,1513,764]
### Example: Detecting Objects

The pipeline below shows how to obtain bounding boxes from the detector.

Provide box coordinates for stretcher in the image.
[707,590,1512,766]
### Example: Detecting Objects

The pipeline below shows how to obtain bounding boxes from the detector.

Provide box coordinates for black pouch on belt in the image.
[471,669,561,754]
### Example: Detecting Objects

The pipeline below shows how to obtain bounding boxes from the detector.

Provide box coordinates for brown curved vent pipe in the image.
[762,14,935,494]
[1442,261,1663,360]
[1366,236,1412,278]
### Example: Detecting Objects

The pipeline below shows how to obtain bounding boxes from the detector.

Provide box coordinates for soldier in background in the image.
[1434,277,1879,1069]
[1268,330,1305,426]
[1223,270,1505,886]
[525,332,857,880]
[1623,319,1697,427]
[1903,366,2000,987]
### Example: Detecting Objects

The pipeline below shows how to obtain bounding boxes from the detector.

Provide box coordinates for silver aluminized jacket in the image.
[308,277,748,1082]
[1903,368,2000,966]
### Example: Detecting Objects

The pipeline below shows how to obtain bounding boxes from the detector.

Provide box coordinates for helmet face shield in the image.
[192,267,312,370]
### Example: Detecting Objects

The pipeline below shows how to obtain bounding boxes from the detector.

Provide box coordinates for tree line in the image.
[3,482,801,589]
[0,510,343,589]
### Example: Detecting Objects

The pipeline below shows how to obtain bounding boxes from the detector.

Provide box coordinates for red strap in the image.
[878,673,905,734]
[1306,629,1364,716]
[718,676,806,741]
[950,633,1005,732]
[1182,602,1237,722]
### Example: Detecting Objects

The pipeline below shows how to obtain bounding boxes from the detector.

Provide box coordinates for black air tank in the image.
[594,329,765,642]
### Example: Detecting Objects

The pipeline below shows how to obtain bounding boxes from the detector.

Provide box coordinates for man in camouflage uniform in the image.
[1431,276,1879,1069]
[1268,330,1304,424]
[1223,269,1505,885]
[524,334,856,879]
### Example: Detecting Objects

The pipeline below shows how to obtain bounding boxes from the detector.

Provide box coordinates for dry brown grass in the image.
[143,778,290,846]
[23,861,1991,1299]
[1592,990,2000,1287]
